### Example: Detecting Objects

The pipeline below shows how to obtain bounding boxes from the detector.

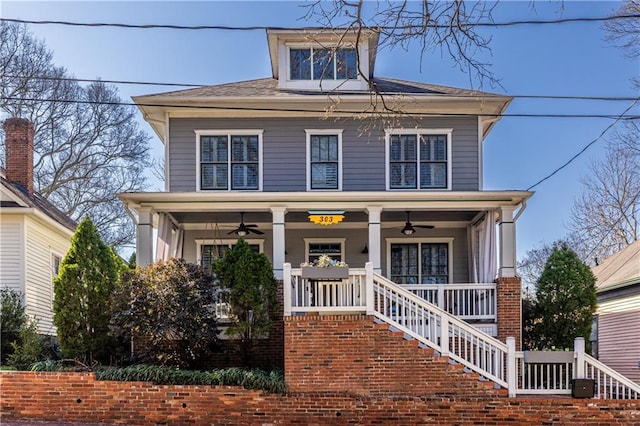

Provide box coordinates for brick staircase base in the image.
[284,314,507,397]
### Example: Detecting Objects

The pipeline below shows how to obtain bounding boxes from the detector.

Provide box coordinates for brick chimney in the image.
[3,118,35,194]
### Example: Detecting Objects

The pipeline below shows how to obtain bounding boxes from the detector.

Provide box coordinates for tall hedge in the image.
[53,217,121,362]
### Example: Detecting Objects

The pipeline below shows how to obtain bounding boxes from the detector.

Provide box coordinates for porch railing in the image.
[283,265,496,323]
[513,338,640,399]
[282,263,640,398]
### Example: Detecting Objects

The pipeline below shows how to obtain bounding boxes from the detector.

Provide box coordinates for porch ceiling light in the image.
[401,224,415,235]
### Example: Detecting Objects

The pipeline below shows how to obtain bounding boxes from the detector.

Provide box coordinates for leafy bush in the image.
[95,364,286,393]
[1,287,27,363]
[213,239,278,366]
[111,259,220,369]
[7,318,58,370]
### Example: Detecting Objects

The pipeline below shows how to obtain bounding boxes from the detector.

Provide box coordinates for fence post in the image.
[574,337,585,379]
[440,315,449,357]
[283,263,292,316]
[506,336,516,397]
[365,262,374,315]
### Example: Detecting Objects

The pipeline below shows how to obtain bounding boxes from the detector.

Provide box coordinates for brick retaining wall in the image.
[285,314,505,397]
[1,372,640,425]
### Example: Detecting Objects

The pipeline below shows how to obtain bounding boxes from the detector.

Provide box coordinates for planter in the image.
[301,266,349,280]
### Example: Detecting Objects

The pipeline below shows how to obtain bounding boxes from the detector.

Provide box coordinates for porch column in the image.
[366,206,382,274]
[271,206,287,280]
[498,205,517,278]
[136,207,154,266]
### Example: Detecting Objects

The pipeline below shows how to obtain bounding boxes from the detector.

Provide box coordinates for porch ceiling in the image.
[119,190,533,216]
[170,210,479,225]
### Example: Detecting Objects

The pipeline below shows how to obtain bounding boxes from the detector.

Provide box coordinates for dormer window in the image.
[290,48,358,81]
[268,29,378,91]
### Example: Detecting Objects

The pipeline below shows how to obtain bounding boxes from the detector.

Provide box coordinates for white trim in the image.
[304,237,346,264]
[165,111,171,191]
[385,128,454,191]
[305,129,343,191]
[195,238,265,264]
[194,129,264,192]
[385,237,454,284]
[477,116,483,190]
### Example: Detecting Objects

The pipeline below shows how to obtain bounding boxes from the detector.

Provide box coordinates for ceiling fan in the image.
[228,212,264,236]
[400,211,434,235]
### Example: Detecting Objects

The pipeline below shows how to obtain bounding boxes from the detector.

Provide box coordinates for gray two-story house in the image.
[120,28,531,347]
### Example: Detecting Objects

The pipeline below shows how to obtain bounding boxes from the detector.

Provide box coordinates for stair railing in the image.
[366,263,509,389]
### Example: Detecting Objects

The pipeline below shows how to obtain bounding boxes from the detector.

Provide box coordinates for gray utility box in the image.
[572,379,595,398]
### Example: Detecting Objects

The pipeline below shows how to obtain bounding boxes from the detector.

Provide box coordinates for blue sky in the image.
[2,1,638,260]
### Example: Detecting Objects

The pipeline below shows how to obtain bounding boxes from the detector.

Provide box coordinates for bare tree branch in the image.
[0,22,152,249]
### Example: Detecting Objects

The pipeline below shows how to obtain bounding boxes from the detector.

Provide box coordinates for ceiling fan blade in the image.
[247,228,264,235]
[245,224,259,228]
[227,229,238,235]
[414,225,435,229]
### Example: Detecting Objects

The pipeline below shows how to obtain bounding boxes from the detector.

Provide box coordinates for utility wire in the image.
[2,74,637,101]
[2,14,639,30]
[526,98,640,191]
[1,95,638,120]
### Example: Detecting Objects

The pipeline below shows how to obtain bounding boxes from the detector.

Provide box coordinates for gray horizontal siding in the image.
[168,116,478,192]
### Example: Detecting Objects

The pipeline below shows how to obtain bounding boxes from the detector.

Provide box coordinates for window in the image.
[290,48,357,81]
[386,130,452,190]
[305,238,345,264]
[388,240,451,284]
[196,239,263,273]
[51,253,62,303]
[306,130,342,190]
[197,131,263,191]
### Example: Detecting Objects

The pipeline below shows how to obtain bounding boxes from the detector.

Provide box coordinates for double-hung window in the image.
[387,129,452,190]
[306,130,342,190]
[197,131,262,191]
[290,47,357,81]
[197,239,263,273]
[389,240,451,285]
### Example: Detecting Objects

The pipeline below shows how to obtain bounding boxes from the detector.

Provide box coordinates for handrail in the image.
[283,263,640,398]
[584,354,640,399]
[371,269,508,388]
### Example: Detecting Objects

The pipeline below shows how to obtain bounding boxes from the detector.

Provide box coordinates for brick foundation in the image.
[496,276,522,349]
[1,372,639,425]
[285,314,505,397]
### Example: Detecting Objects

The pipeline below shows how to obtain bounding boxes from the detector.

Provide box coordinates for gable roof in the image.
[0,171,77,232]
[592,240,640,293]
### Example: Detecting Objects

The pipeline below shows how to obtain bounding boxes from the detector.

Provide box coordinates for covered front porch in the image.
[120,191,531,285]
[119,190,530,335]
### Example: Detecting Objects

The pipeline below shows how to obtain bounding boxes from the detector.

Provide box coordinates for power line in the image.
[1,75,637,102]
[2,95,639,120]
[526,98,640,191]
[2,14,639,31]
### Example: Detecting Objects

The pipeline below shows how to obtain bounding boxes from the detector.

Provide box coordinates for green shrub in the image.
[54,217,122,363]
[110,259,220,369]
[95,364,286,393]
[1,287,27,364]
[213,239,278,366]
[7,319,54,370]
